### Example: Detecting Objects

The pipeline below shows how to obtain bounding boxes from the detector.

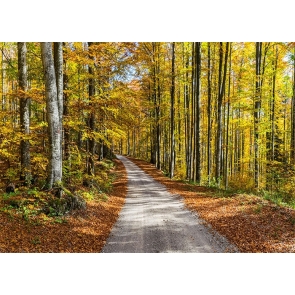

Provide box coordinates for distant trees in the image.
[123,42,295,198]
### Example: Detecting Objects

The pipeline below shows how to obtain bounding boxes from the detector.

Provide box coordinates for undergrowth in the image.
[0,157,117,223]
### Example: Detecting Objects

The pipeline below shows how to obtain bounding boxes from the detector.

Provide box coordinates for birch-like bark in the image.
[62,43,70,161]
[18,42,31,183]
[54,42,63,175]
[41,42,62,189]
[54,42,63,124]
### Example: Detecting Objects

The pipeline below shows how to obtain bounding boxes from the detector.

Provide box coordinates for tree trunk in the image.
[87,42,96,176]
[18,42,31,184]
[224,43,232,189]
[215,42,229,186]
[194,42,201,183]
[62,43,70,162]
[207,42,212,185]
[170,42,176,178]
[54,42,63,176]
[156,43,161,170]
[291,47,295,163]
[254,42,262,188]
[184,45,191,179]
[41,42,62,189]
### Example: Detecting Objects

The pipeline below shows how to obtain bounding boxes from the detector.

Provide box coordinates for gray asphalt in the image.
[102,155,238,253]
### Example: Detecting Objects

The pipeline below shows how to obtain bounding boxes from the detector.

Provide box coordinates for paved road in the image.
[102,155,238,253]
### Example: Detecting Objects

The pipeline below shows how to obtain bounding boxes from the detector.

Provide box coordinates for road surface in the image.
[102,155,238,253]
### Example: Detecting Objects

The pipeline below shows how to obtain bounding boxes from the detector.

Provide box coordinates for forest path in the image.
[102,155,238,253]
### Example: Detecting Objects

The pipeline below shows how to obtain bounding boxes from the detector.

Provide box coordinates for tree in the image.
[291,46,295,163]
[254,42,262,188]
[215,42,229,186]
[18,42,31,184]
[86,42,96,176]
[62,42,70,162]
[207,42,212,184]
[40,42,62,189]
[54,42,63,175]
[193,42,201,183]
[170,42,176,178]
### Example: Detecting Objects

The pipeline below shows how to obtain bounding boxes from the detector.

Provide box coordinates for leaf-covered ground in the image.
[0,159,127,253]
[128,157,295,253]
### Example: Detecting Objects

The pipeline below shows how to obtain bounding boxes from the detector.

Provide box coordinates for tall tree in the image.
[41,42,62,189]
[87,42,96,176]
[215,42,229,186]
[254,42,262,188]
[224,43,232,189]
[18,42,31,184]
[193,42,201,183]
[170,42,176,178]
[207,42,212,184]
[53,42,63,176]
[62,43,70,162]
[184,43,191,180]
[291,46,295,163]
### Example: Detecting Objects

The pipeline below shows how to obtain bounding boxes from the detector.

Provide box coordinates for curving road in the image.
[102,155,238,253]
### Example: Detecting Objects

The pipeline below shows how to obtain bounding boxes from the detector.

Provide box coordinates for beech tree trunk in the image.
[18,42,31,184]
[224,43,232,189]
[41,42,62,189]
[170,42,175,178]
[184,44,191,179]
[156,43,161,170]
[194,42,201,183]
[54,42,63,175]
[207,42,212,185]
[190,42,202,182]
[62,43,70,162]
[291,47,295,163]
[87,42,96,176]
[254,42,262,188]
[215,42,229,186]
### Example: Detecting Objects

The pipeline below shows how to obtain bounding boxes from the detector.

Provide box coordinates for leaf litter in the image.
[0,159,127,253]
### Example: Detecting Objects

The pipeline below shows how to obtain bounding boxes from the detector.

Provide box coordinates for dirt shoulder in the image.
[0,158,127,253]
[127,157,295,253]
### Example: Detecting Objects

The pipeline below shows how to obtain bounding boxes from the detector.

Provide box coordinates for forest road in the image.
[102,155,238,253]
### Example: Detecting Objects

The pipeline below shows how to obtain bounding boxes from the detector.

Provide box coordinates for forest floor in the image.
[127,157,295,252]
[0,158,127,253]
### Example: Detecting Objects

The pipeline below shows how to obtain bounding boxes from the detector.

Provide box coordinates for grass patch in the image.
[261,190,295,209]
